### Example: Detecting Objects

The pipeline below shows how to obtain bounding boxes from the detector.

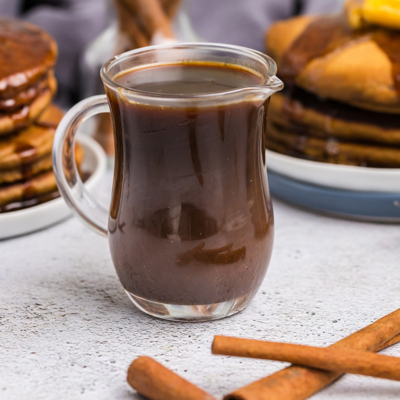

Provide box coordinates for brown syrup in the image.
[106,62,274,305]
[14,141,37,180]
[34,121,58,129]
[21,181,37,200]
[0,74,48,111]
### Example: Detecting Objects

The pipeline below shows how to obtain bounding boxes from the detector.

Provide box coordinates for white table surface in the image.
[1,170,400,400]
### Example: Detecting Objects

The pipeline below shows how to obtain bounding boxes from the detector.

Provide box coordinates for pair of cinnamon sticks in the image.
[127,308,400,400]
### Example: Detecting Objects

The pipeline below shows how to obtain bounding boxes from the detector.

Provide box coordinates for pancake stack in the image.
[265,9,400,168]
[0,19,82,213]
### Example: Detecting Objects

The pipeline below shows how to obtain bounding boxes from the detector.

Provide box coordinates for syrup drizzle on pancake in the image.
[281,85,400,130]
[0,190,59,213]
[279,16,354,85]
[0,74,50,111]
[280,16,400,97]
[14,141,37,179]
[0,171,90,213]
[34,121,58,129]
[21,180,37,200]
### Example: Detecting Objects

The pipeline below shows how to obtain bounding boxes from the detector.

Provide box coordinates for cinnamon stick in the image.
[119,0,174,40]
[222,308,400,400]
[377,332,400,351]
[127,356,216,400]
[160,0,182,19]
[115,0,150,48]
[213,336,400,381]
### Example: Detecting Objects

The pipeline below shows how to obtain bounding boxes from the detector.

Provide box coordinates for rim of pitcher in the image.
[100,42,281,99]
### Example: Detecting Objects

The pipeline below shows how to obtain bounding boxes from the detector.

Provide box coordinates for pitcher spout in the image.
[252,75,284,100]
[266,75,284,93]
[244,75,283,102]
[248,50,284,99]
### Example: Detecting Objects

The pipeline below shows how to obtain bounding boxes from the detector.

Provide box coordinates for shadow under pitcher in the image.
[52,43,283,321]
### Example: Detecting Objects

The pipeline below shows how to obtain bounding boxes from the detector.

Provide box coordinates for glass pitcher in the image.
[52,43,283,321]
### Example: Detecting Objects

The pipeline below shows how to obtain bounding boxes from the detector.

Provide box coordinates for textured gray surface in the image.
[1,170,400,400]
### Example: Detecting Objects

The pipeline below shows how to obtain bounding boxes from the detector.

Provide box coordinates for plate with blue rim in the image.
[0,135,107,240]
[266,150,400,222]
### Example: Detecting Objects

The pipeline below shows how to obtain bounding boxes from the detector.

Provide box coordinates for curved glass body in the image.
[53,43,283,321]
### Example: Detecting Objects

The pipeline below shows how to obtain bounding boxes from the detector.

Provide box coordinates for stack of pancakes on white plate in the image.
[266,3,400,168]
[0,19,83,213]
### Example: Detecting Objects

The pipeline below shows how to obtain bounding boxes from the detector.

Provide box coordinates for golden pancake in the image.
[0,142,84,185]
[0,18,57,99]
[266,15,400,113]
[266,122,400,167]
[0,170,58,209]
[0,143,84,210]
[0,74,56,135]
[0,154,52,185]
[0,103,63,171]
[36,102,65,126]
[270,89,400,145]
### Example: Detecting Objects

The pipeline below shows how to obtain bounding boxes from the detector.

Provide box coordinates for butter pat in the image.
[364,0,400,29]
[346,0,400,30]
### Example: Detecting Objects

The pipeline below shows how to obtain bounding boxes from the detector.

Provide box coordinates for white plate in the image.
[0,135,107,240]
[266,150,400,193]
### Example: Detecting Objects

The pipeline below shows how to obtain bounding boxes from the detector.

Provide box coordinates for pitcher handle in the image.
[52,95,110,236]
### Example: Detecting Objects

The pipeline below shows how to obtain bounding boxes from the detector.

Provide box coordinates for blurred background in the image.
[0,0,343,109]
[0,0,343,158]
